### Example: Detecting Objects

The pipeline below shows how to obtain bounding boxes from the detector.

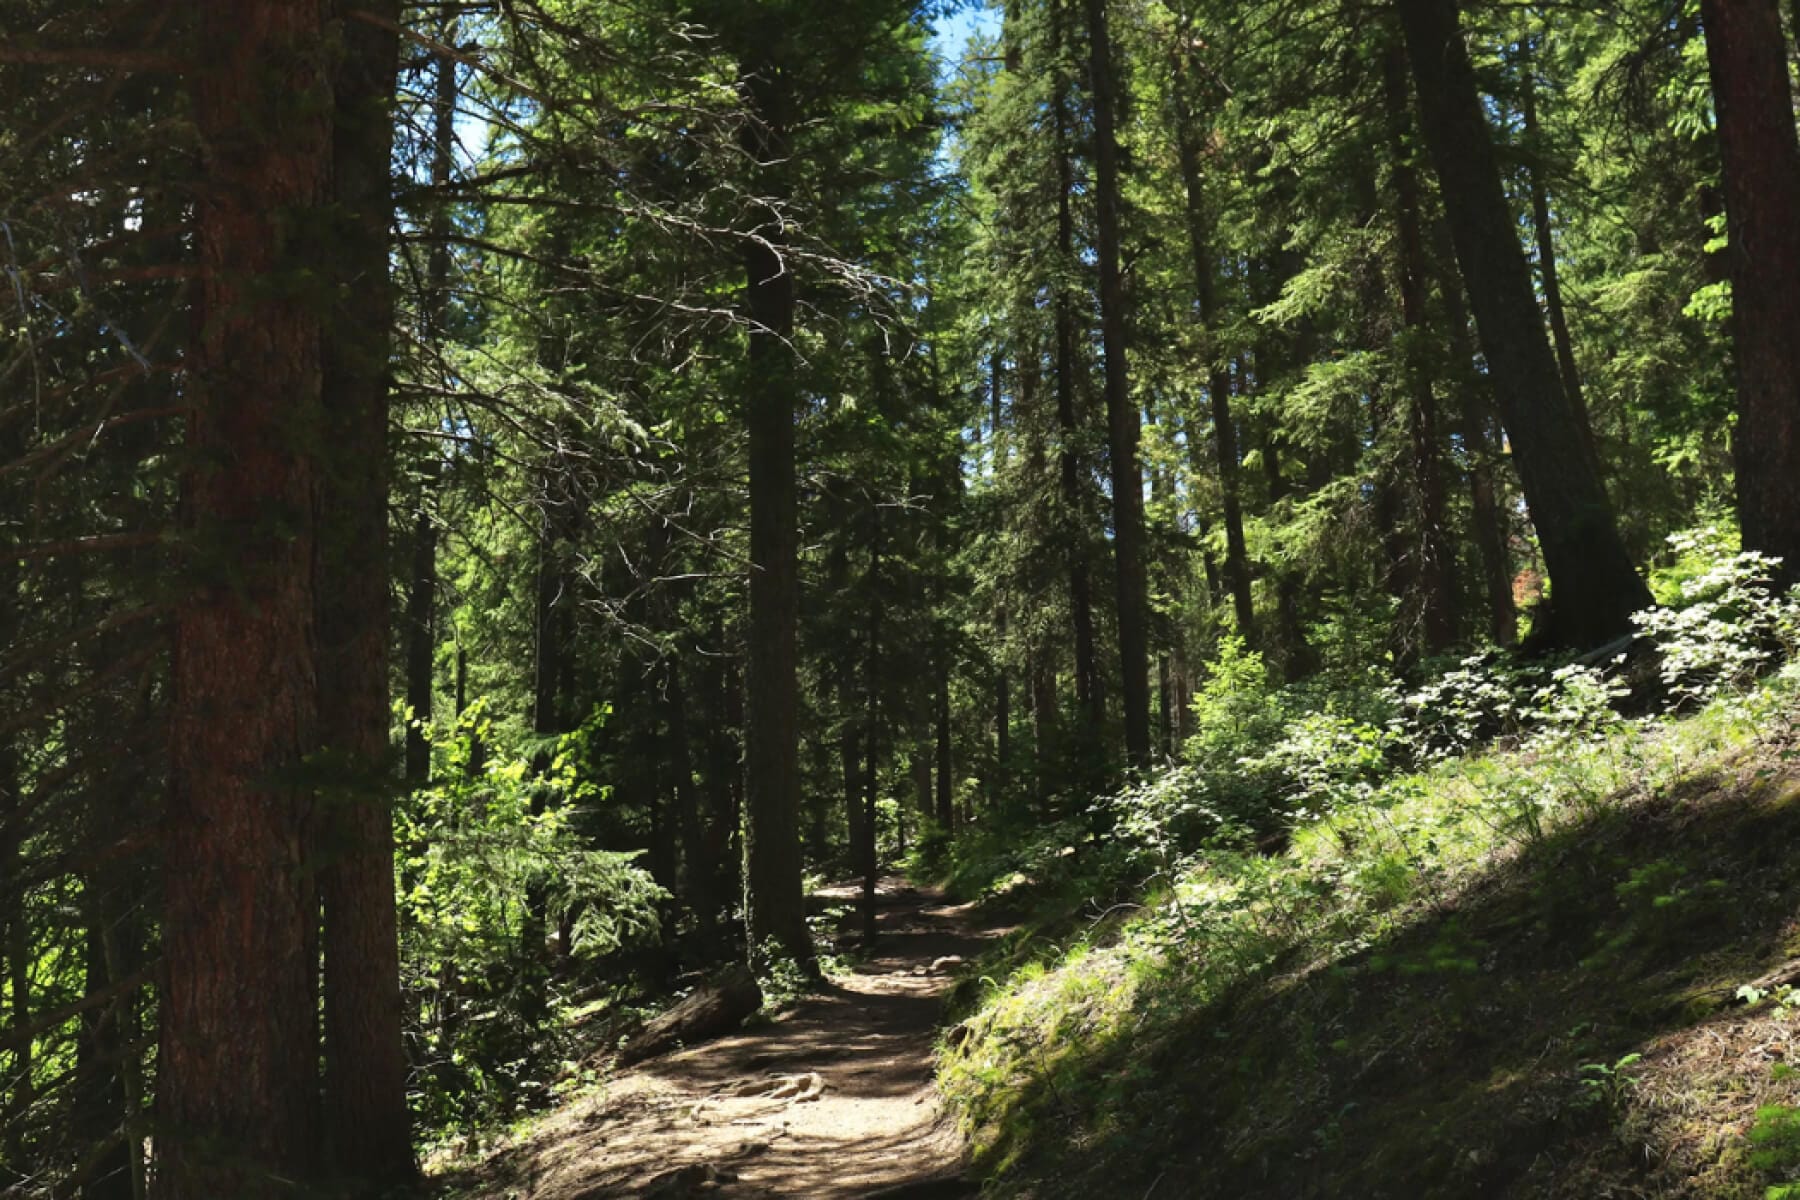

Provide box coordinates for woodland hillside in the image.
[4,0,1800,1196]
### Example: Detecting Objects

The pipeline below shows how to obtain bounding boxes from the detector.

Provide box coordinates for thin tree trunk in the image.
[912,737,933,830]
[935,671,954,831]
[739,70,811,970]
[994,601,1010,787]
[520,506,564,1006]
[1518,46,1599,475]
[72,880,133,1200]
[1084,0,1152,769]
[404,500,437,788]
[703,629,743,952]
[1052,26,1102,739]
[404,20,456,792]
[159,3,331,1191]
[1430,217,1517,644]
[1169,37,1256,644]
[664,661,710,943]
[1700,0,1800,585]
[1,611,27,1180]
[860,525,883,948]
[1396,0,1650,646]
[1383,39,1456,653]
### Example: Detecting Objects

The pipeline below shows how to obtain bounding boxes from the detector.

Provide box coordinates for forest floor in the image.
[445,878,1005,1199]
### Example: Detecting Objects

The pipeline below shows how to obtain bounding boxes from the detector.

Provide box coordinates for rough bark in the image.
[1700,0,1800,586]
[1085,0,1152,768]
[315,0,413,1185]
[159,2,331,1192]
[739,68,811,970]
[1396,0,1650,646]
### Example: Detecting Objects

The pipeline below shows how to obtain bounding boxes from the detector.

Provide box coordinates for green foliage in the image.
[1750,1105,1800,1198]
[399,702,664,1136]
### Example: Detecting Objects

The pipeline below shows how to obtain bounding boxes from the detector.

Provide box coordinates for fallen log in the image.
[617,965,763,1066]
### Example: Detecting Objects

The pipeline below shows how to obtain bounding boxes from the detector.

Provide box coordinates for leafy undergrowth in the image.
[939,674,1800,1198]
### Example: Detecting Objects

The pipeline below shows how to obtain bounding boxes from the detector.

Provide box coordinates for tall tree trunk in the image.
[1384,40,1457,653]
[1,558,26,1182]
[1518,45,1599,476]
[1169,38,1256,644]
[704,629,743,951]
[403,501,437,788]
[1430,217,1517,644]
[72,879,134,1200]
[1085,0,1152,768]
[1053,68,1102,738]
[841,708,865,865]
[316,1,412,1185]
[404,19,456,792]
[994,601,1010,786]
[860,526,883,948]
[1396,0,1650,646]
[1700,0,1800,585]
[739,71,811,970]
[913,737,933,829]
[520,506,565,1007]
[664,661,711,944]
[935,671,954,831]
[160,3,331,1191]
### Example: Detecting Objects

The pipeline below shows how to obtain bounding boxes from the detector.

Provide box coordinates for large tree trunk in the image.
[739,70,812,970]
[1700,0,1800,586]
[316,0,412,1185]
[1396,0,1650,646]
[159,3,331,1192]
[1169,37,1256,645]
[1085,0,1152,769]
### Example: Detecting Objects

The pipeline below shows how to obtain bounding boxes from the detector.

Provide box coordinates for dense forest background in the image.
[4,0,1800,1195]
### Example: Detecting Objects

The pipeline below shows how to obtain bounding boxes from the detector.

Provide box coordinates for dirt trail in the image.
[461,879,1005,1199]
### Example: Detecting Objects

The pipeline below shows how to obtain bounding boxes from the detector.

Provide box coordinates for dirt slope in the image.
[452,879,1003,1199]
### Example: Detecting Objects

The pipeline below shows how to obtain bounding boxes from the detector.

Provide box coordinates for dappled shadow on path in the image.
[445,877,1004,1199]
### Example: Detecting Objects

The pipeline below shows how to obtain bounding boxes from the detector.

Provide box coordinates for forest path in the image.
[465,878,1004,1199]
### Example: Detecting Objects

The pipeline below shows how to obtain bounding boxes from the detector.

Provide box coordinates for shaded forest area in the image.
[4,0,1800,1196]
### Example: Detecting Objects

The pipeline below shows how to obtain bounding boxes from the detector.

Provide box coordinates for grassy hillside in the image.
[936,645,1800,1196]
